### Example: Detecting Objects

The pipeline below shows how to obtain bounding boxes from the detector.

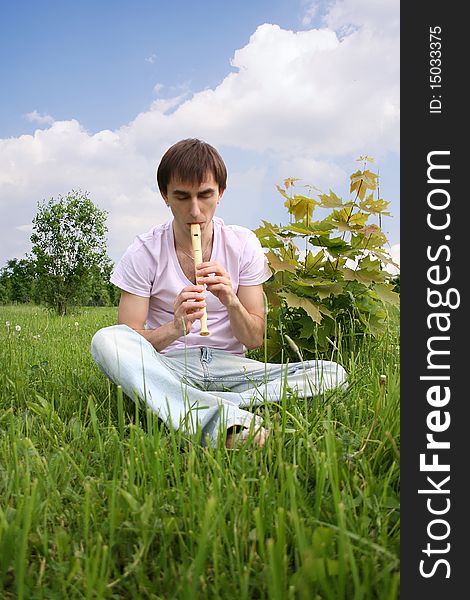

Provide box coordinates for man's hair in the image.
[156,138,227,195]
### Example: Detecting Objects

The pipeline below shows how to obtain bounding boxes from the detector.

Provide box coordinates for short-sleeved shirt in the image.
[111,216,272,355]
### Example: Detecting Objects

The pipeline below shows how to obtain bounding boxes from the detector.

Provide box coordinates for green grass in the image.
[0,305,400,599]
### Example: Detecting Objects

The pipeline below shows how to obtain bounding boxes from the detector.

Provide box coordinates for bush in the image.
[253,157,399,362]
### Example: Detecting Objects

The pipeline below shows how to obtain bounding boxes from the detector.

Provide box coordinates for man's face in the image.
[163,174,223,236]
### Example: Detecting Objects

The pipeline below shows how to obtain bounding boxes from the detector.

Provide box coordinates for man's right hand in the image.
[173,285,207,335]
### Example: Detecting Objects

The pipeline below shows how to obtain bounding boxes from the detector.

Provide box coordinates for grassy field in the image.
[0,305,400,599]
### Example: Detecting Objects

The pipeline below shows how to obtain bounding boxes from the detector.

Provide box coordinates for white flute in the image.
[190,224,210,336]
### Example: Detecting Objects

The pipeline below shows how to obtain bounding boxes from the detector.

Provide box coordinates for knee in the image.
[335,363,348,390]
[90,325,126,361]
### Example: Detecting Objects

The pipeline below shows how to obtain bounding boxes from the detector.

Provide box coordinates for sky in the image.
[0,0,399,271]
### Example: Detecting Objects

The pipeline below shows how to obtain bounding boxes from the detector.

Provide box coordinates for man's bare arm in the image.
[117,288,206,352]
[196,261,266,349]
[226,284,266,349]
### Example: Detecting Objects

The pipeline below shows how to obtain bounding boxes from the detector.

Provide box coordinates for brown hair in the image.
[156,138,227,195]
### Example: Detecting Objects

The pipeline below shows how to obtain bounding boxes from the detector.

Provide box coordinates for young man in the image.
[91,139,347,448]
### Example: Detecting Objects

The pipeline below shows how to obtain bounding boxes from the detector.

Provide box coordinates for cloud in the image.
[0,0,399,266]
[324,0,399,33]
[24,110,55,126]
[387,242,400,275]
[145,53,157,64]
[300,0,319,27]
[128,16,398,160]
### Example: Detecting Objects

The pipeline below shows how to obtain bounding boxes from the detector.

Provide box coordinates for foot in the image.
[225,424,267,448]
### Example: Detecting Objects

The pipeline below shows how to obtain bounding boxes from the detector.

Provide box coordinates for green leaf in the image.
[298,316,317,339]
[319,190,343,208]
[282,292,323,324]
[309,235,351,254]
[358,255,382,272]
[294,279,344,300]
[342,267,385,284]
[281,221,335,236]
[305,249,325,272]
[372,283,400,306]
[283,195,318,222]
[350,169,378,200]
[265,251,297,274]
[359,193,391,215]
[332,207,369,230]
[275,184,291,200]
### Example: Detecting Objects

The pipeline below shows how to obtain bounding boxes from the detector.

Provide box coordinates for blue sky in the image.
[1,0,311,137]
[0,0,399,269]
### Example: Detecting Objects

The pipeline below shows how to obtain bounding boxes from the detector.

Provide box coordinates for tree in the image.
[252,158,400,361]
[0,257,37,304]
[31,190,109,315]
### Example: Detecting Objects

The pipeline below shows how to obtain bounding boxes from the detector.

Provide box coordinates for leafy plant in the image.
[254,157,399,361]
[30,190,110,315]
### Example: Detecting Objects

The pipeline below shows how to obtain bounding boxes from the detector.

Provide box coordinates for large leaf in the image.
[282,292,323,324]
[265,251,297,274]
[319,190,343,208]
[294,279,344,300]
[342,267,385,284]
[332,207,369,230]
[350,169,378,200]
[283,195,318,222]
[309,235,351,254]
[372,283,400,306]
[359,193,391,215]
[304,249,325,272]
[254,221,284,249]
[298,315,317,339]
[282,221,335,236]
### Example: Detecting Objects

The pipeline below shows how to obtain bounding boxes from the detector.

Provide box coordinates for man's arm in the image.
[226,284,266,349]
[117,287,207,352]
[196,260,266,349]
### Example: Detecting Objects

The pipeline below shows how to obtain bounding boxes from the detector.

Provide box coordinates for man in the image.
[91,139,347,448]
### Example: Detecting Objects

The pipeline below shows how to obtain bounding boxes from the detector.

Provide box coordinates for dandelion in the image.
[15,324,21,332]
[5,321,10,330]
[74,321,79,327]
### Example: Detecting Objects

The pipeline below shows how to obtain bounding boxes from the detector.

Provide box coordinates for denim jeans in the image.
[90,325,348,446]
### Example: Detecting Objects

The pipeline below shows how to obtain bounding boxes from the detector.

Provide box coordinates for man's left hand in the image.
[196,261,238,308]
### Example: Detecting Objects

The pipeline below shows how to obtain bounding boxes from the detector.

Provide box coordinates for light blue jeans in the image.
[90,325,348,446]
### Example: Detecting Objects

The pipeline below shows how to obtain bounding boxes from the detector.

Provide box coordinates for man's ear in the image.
[218,188,225,202]
[160,191,169,206]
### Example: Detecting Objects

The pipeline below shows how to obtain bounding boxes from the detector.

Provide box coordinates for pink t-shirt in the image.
[111,216,272,355]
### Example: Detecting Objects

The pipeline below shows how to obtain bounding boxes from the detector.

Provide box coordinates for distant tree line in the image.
[0,256,120,308]
[0,190,120,313]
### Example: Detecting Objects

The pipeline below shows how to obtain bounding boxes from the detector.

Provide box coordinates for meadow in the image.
[0,304,400,599]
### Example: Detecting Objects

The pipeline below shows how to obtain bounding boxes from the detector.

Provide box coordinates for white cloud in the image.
[145,53,157,64]
[24,110,55,126]
[387,242,400,275]
[324,0,399,33]
[301,0,319,27]
[0,0,399,266]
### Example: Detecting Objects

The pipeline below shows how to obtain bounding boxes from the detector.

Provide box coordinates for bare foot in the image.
[225,425,267,448]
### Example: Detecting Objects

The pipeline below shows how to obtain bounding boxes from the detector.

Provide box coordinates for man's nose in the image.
[189,197,201,217]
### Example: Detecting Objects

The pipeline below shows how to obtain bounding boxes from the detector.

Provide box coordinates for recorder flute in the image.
[190,224,210,336]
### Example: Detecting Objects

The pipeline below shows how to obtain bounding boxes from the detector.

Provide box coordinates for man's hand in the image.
[173,284,207,335]
[196,261,238,308]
